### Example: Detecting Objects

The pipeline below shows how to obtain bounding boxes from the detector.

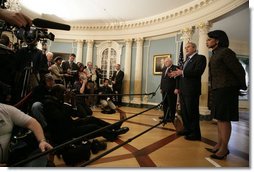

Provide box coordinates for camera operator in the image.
[11,40,47,103]
[0,33,15,104]
[0,0,33,105]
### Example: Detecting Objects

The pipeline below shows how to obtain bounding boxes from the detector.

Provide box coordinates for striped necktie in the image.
[183,56,190,69]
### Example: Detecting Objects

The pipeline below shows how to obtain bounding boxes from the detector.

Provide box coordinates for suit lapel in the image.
[184,54,197,69]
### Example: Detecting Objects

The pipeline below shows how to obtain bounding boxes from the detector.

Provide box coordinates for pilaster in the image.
[86,40,94,64]
[132,38,144,105]
[75,39,84,63]
[122,39,133,103]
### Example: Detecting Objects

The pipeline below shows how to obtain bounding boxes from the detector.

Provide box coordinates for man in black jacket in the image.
[169,42,206,141]
[111,64,124,106]
[61,53,79,87]
[160,58,179,122]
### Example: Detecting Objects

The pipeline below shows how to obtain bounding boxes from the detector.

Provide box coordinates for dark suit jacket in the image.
[178,53,207,96]
[39,58,54,77]
[98,85,114,100]
[112,70,124,91]
[61,61,78,74]
[160,65,179,93]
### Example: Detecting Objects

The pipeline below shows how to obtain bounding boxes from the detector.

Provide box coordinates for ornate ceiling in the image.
[19,0,249,42]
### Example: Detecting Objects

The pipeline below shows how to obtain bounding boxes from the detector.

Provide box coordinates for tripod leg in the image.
[21,69,29,98]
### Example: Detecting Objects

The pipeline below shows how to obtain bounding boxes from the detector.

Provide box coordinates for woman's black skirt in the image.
[211,87,239,121]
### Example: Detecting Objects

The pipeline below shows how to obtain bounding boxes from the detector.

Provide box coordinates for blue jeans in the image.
[31,102,47,129]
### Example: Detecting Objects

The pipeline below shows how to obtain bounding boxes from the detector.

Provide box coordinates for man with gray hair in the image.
[39,52,54,81]
[159,57,179,122]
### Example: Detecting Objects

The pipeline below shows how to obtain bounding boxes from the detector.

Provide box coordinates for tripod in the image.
[20,61,40,98]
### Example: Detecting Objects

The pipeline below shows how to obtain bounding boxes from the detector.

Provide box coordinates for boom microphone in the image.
[32,18,71,31]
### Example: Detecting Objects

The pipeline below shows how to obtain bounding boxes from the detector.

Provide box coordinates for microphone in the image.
[32,18,71,31]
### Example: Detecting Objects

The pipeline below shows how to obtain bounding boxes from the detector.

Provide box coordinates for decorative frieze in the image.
[71,0,217,31]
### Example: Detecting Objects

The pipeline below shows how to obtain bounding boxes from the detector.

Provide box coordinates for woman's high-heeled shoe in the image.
[210,150,230,160]
[205,148,218,153]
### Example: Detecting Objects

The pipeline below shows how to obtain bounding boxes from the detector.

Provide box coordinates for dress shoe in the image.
[210,150,230,160]
[91,139,107,154]
[205,148,218,153]
[177,130,189,136]
[115,127,129,135]
[162,119,172,122]
[184,134,201,141]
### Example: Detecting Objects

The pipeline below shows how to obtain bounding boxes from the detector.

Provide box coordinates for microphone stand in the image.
[151,83,160,99]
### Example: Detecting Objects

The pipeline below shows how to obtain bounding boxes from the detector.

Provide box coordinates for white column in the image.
[197,22,212,115]
[122,39,132,103]
[180,27,194,57]
[132,38,143,105]
[86,40,94,64]
[75,40,84,63]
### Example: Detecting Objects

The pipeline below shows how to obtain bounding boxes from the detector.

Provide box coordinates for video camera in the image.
[0,17,71,104]
[0,18,70,46]
[14,27,55,44]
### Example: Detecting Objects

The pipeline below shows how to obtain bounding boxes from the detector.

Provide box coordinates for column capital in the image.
[197,22,212,34]
[125,38,133,43]
[180,26,194,41]
[75,39,84,44]
[125,39,133,47]
[135,37,144,42]
[135,38,144,46]
[86,39,94,45]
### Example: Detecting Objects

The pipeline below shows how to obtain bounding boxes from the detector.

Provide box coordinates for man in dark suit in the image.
[61,53,79,87]
[111,64,124,106]
[38,52,54,82]
[169,42,206,141]
[160,58,179,122]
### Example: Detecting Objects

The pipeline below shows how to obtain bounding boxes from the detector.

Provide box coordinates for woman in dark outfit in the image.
[206,30,247,159]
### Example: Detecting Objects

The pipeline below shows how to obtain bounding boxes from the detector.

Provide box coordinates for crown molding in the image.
[71,0,214,31]
[52,0,248,40]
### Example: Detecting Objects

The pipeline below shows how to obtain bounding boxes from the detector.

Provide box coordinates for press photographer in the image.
[0,9,69,105]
